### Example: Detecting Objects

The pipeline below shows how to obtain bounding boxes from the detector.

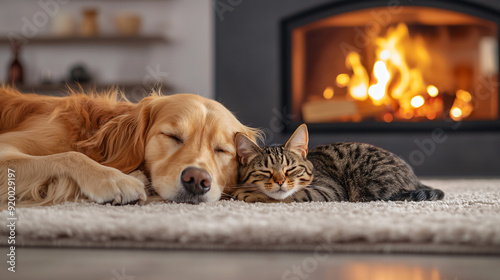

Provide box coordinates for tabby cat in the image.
[232,124,444,203]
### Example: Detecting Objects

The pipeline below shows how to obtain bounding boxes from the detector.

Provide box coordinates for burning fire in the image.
[345,52,369,101]
[450,90,473,120]
[323,86,334,99]
[329,23,473,121]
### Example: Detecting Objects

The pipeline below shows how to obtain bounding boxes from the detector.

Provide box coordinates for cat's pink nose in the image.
[274,173,285,186]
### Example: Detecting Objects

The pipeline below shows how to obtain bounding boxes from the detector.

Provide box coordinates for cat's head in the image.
[235,124,314,200]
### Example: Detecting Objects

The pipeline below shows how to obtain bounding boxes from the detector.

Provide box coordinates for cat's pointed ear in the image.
[235,133,262,165]
[285,124,309,157]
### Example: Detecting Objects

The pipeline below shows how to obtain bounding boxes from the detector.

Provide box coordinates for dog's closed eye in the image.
[161,132,184,144]
[215,146,228,153]
[214,144,235,156]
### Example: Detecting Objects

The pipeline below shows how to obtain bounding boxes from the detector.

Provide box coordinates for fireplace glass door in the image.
[289,6,498,126]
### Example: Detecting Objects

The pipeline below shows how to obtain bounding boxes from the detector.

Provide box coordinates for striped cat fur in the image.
[232,124,444,203]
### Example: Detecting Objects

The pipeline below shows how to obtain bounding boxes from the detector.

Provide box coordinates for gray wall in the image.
[0,0,214,98]
[215,0,500,177]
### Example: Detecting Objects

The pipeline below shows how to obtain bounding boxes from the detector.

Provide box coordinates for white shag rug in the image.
[1,179,500,254]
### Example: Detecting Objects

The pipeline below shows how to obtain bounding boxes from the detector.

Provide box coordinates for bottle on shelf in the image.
[7,41,24,86]
[80,8,99,36]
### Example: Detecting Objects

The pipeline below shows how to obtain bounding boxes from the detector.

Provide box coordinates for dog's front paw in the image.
[128,170,149,185]
[80,168,147,205]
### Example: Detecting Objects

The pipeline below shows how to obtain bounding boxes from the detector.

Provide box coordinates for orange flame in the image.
[368,60,390,105]
[450,90,473,120]
[346,52,369,101]
[343,23,447,120]
[323,86,334,99]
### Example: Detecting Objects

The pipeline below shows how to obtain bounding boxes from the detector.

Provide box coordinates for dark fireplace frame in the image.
[281,0,500,133]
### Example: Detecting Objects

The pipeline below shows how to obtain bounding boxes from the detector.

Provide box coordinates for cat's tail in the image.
[388,184,444,201]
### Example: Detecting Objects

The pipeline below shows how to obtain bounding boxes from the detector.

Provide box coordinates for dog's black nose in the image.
[181,167,212,195]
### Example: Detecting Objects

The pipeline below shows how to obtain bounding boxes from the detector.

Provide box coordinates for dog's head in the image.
[83,93,258,203]
[144,94,258,203]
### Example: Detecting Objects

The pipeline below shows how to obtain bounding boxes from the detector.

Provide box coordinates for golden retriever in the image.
[0,87,258,207]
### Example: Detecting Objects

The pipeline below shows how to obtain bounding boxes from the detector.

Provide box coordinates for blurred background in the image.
[0,0,213,99]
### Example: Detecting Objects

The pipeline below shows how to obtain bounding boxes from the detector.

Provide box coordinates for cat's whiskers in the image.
[220,191,235,199]
[226,183,261,190]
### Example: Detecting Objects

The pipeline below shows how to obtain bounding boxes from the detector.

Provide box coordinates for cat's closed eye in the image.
[250,170,272,181]
[285,166,305,177]
[255,174,270,180]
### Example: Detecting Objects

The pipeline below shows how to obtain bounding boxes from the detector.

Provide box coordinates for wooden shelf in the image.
[0,35,169,45]
[16,82,173,102]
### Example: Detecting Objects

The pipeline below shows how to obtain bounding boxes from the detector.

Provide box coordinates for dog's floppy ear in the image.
[235,132,261,165]
[77,98,153,173]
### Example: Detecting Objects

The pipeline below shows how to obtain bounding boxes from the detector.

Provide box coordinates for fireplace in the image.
[216,0,500,176]
[282,1,500,132]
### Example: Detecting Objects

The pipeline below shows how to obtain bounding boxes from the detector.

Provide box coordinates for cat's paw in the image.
[239,192,273,203]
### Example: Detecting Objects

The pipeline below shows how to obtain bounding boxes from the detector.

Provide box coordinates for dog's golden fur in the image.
[0,87,258,207]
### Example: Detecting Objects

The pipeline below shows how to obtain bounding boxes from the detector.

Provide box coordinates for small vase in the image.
[80,8,99,36]
[7,42,24,86]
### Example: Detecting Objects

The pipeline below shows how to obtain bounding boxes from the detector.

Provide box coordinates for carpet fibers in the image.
[1,179,500,254]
